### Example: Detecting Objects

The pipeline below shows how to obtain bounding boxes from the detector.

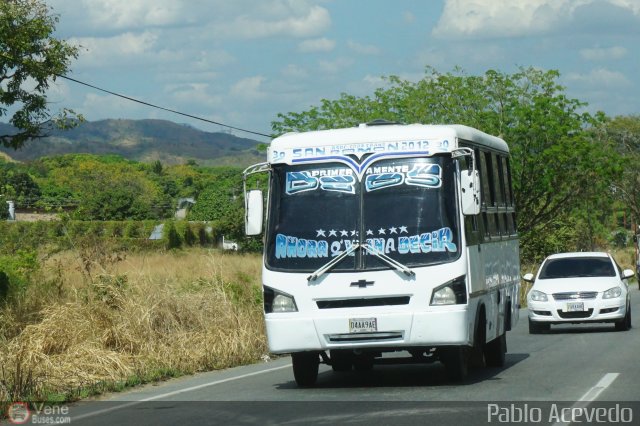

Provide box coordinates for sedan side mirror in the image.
[522,273,534,283]
[622,269,635,280]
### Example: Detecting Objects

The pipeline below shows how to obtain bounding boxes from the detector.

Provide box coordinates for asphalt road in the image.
[46,287,640,425]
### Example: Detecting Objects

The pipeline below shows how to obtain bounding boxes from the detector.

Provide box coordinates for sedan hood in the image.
[532,277,622,294]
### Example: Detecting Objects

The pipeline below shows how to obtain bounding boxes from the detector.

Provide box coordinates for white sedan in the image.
[523,252,633,334]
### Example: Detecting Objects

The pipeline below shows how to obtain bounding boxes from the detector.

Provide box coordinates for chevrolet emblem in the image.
[350,279,374,288]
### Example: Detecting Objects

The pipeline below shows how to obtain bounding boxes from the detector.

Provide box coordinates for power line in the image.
[56,73,273,139]
[1,51,273,138]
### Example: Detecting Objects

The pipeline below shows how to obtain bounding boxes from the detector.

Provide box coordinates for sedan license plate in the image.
[565,302,585,312]
[349,317,377,333]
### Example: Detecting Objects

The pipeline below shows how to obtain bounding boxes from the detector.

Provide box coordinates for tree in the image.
[272,67,620,261]
[188,167,244,238]
[599,115,640,229]
[0,160,42,207]
[1,0,80,150]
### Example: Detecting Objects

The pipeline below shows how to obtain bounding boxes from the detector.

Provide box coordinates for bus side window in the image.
[495,155,506,207]
[478,150,492,208]
[502,157,513,207]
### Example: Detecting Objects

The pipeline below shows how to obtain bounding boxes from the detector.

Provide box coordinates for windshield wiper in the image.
[306,241,416,281]
[361,242,416,278]
[307,242,360,281]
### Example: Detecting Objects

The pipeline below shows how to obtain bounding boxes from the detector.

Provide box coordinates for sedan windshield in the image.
[538,257,616,279]
[265,156,460,272]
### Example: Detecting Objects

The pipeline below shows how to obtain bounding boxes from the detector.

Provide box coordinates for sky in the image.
[40,0,640,141]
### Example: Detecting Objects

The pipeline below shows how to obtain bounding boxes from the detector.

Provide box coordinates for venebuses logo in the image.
[6,402,30,424]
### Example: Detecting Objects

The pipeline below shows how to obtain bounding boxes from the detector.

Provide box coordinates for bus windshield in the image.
[265,156,460,272]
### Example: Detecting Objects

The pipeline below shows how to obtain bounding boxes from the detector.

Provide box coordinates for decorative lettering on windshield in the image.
[286,168,356,195]
[274,227,456,259]
[364,164,442,192]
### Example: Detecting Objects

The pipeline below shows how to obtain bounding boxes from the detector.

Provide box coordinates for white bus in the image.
[244,120,520,386]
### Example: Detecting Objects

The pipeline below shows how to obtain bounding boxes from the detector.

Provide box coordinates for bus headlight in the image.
[430,276,467,305]
[264,286,298,313]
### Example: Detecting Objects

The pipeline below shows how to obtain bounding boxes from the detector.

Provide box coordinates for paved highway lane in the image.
[64,288,640,425]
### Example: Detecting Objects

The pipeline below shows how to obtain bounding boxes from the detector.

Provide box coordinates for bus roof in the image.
[267,122,508,165]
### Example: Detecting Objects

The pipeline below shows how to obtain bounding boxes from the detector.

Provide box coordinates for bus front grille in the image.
[316,296,410,309]
[326,331,404,343]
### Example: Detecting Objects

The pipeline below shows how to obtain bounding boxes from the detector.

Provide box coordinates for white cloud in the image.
[433,0,640,39]
[230,76,267,101]
[50,0,331,40]
[403,11,416,24]
[212,4,331,39]
[580,46,627,61]
[83,0,189,29]
[565,68,632,89]
[165,83,224,108]
[347,40,381,55]
[318,58,354,74]
[298,38,335,53]
[71,32,159,67]
[281,64,309,79]
[80,92,146,119]
[609,0,640,14]
[48,0,200,33]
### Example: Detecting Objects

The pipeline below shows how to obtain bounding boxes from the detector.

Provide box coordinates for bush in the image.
[164,221,182,249]
[0,271,8,303]
[0,202,8,220]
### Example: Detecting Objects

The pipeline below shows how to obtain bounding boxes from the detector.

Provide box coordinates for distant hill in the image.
[0,119,267,167]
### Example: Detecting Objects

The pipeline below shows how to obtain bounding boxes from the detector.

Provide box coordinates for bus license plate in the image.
[349,317,377,333]
[566,302,584,312]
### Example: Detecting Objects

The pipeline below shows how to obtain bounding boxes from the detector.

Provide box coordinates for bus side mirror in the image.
[461,170,480,215]
[245,189,264,236]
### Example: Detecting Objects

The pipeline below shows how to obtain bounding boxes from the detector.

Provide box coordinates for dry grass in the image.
[0,248,266,403]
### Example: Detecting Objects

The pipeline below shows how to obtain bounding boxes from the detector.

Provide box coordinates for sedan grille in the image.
[552,292,598,300]
[557,309,594,319]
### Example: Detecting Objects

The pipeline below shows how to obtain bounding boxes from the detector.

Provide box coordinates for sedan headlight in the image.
[603,286,622,299]
[263,286,298,313]
[529,290,548,302]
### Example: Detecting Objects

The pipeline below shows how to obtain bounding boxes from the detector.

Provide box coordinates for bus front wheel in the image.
[292,352,320,387]
[441,346,469,382]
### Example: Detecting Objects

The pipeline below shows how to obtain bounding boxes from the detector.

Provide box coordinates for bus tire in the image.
[292,352,319,387]
[441,346,469,382]
[484,333,506,367]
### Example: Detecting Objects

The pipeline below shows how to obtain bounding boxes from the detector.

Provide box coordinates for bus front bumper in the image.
[265,309,470,354]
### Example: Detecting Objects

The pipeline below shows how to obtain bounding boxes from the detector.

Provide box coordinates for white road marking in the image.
[72,363,292,421]
[577,372,619,402]
[552,372,619,426]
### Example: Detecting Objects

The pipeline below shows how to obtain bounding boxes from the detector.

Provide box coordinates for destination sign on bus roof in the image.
[269,139,452,164]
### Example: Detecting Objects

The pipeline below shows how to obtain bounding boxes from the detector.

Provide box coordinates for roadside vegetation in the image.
[0,238,266,405]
